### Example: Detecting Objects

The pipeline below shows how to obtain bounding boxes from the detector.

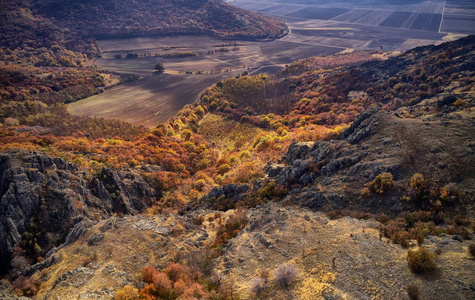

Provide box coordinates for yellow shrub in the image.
[407,247,436,273]
[114,285,139,300]
[369,172,394,194]
[298,277,333,300]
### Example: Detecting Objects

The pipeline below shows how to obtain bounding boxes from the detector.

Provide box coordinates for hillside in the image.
[5,205,474,299]
[0,0,288,67]
[0,26,474,300]
[34,0,288,39]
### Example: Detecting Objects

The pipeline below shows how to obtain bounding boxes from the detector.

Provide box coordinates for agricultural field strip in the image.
[258,5,305,16]
[441,17,475,34]
[101,44,247,54]
[280,34,365,50]
[440,1,475,34]
[398,39,442,52]
[263,10,444,35]
[444,8,475,14]
[331,9,395,26]
[273,34,353,50]
[230,0,445,32]
[229,0,445,14]
[380,12,419,30]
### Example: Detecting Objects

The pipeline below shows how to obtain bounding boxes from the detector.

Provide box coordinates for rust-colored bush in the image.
[165,262,191,284]
[152,272,173,299]
[182,283,209,299]
[142,266,159,284]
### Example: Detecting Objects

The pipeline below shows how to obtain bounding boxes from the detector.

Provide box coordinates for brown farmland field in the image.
[229,0,475,48]
[70,34,343,127]
[287,7,350,20]
[333,9,394,26]
[70,35,271,127]
[441,0,475,34]
[68,72,229,128]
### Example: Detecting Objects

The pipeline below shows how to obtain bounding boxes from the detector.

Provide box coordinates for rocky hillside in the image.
[0,30,474,300]
[6,204,474,299]
[0,150,158,275]
[265,107,475,216]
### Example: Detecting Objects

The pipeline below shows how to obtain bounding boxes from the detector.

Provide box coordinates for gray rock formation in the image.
[339,108,380,144]
[0,150,157,274]
[184,184,250,212]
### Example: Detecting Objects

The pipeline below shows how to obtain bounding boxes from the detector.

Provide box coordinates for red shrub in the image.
[142,266,159,284]
[165,262,191,284]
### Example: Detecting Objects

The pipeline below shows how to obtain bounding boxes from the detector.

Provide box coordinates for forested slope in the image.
[0,0,288,66]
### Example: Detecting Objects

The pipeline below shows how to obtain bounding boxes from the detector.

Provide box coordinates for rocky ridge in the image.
[268,106,474,214]
[187,103,474,217]
[0,150,158,274]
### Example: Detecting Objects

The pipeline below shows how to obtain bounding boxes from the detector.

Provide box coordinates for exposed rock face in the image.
[339,108,380,144]
[280,141,315,163]
[185,184,250,212]
[269,109,381,189]
[263,107,474,215]
[0,150,157,274]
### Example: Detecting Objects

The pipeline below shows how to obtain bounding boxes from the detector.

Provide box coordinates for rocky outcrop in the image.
[270,108,380,187]
[93,168,156,214]
[184,184,250,212]
[0,150,158,274]
[280,142,315,164]
[339,108,379,144]
[263,109,406,212]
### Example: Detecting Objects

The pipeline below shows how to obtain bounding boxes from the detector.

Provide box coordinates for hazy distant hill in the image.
[33,0,288,39]
[0,0,288,66]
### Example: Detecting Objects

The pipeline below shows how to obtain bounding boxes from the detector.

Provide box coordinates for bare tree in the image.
[273,263,298,289]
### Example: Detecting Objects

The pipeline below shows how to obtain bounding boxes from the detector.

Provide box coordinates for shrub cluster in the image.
[407,247,437,274]
[211,209,248,250]
[368,172,394,194]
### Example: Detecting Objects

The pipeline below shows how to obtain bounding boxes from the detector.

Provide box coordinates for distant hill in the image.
[0,0,288,66]
[34,0,288,39]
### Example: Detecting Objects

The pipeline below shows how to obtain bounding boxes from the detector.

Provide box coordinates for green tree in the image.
[154,62,165,72]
